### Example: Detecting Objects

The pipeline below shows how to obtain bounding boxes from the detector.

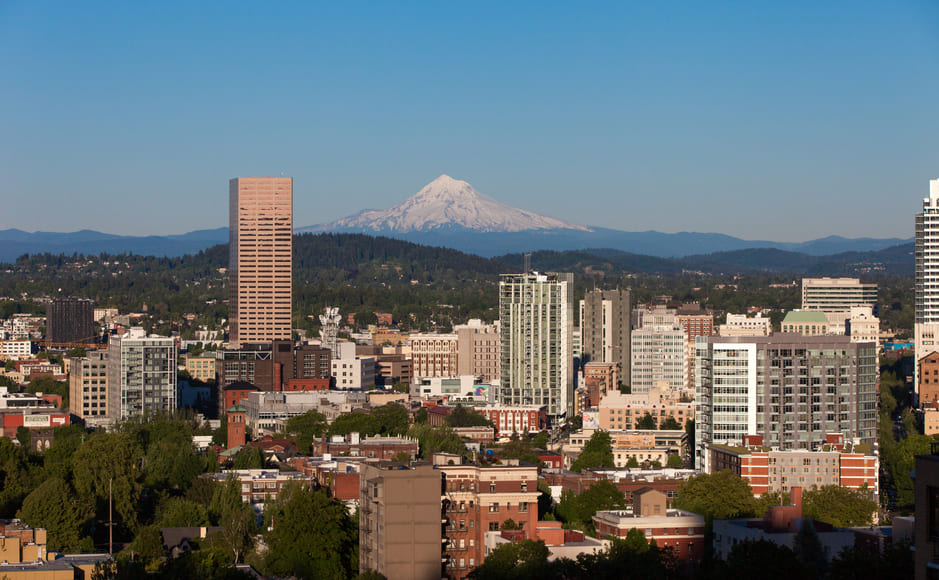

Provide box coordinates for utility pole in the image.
[108,477,113,555]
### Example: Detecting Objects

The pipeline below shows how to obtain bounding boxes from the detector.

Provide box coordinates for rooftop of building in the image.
[782,311,830,323]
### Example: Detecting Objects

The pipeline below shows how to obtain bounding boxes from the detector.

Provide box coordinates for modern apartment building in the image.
[579,288,631,386]
[69,350,109,424]
[498,272,573,419]
[630,307,687,394]
[359,463,444,580]
[107,328,177,420]
[229,177,293,347]
[917,180,939,403]
[694,335,878,472]
[47,298,94,344]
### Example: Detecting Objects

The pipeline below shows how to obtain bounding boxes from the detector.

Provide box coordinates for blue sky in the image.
[1,1,936,241]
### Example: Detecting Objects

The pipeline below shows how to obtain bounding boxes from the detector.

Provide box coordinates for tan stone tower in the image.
[229,177,293,347]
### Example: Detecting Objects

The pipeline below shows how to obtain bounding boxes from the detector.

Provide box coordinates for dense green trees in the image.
[672,470,757,522]
[260,482,358,579]
[328,404,409,438]
[446,405,493,428]
[284,410,328,454]
[556,480,626,535]
[569,430,614,473]
[17,477,90,552]
[802,485,878,528]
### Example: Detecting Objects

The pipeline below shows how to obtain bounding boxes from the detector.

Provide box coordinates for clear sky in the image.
[1,1,936,241]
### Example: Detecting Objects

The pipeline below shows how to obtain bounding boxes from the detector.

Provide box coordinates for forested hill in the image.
[0,233,914,334]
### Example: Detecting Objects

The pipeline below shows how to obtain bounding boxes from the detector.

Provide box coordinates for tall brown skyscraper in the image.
[229,177,293,347]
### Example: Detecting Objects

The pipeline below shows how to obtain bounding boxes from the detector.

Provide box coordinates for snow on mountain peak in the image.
[326,175,592,233]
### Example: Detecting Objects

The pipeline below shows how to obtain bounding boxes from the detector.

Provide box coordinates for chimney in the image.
[790,486,803,515]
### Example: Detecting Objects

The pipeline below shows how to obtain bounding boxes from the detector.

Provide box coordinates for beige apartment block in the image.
[229,177,293,347]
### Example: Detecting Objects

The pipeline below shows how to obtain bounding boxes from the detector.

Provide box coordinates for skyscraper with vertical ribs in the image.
[229,177,293,348]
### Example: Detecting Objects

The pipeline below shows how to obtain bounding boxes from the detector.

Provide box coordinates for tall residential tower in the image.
[229,177,293,347]
[916,179,939,402]
[579,288,631,389]
[499,272,573,420]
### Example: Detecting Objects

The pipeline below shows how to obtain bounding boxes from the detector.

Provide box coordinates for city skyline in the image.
[2,2,937,241]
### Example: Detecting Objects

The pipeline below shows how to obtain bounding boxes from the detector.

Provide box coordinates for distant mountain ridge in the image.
[0,173,909,261]
[0,227,229,262]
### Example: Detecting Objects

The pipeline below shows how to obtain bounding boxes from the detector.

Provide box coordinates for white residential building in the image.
[917,179,939,402]
[498,272,573,419]
[106,328,177,420]
[330,342,375,390]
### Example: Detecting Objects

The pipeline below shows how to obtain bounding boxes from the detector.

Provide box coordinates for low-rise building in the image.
[597,385,693,431]
[718,313,772,337]
[780,311,830,335]
[311,432,419,461]
[473,405,546,437]
[713,487,854,562]
[707,434,878,496]
[185,355,217,382]
[593,488,705,561]
[205,469,312,512]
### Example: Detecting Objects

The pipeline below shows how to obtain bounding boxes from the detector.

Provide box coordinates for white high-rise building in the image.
[499,272,573,419]
[630,306,687,394]
[916,179,939,402]
[107,328,177,420]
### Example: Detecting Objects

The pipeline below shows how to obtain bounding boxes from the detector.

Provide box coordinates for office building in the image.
[498,272,573,420]
[630,307,687,394]
[579,288,631,387]
[47,298,94,344]
[780,311,830,335]
[409,333,458,380]
[455,320,501,384]
[718,313,772,337]
[694,335,877,472]
[107,328,177,420]
[915,446,939,579]
[359,463,444,580]
[229,177,293,348]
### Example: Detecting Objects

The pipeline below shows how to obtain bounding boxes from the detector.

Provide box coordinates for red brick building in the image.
[438,464,541,578]
[708,434,878,496]
[473,405,546,437]
[222,382,260,412]
[593,488,705,562]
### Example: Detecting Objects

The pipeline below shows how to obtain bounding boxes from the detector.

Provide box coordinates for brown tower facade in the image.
[227,405,247,449]
[229,177,293,347]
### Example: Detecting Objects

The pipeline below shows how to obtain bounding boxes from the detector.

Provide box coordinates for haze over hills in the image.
[0,174,910,262]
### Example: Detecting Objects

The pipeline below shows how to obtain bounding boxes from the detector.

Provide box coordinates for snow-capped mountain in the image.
[314,174,592,233]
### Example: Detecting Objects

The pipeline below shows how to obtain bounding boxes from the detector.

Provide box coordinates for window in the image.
[490,483,497,492]
[519,502,528,512]
[489,503,499,513]
[489,522,499,531]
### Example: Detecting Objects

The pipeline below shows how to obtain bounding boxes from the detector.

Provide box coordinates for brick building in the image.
[707,433,878,496]
[593,488,705,562]
[438,463,541,579]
